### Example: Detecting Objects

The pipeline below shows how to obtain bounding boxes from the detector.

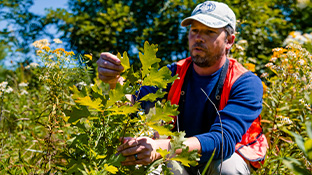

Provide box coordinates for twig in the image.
[201,88,223,175]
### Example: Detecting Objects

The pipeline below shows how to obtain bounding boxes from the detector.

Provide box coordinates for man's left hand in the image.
[117,137,161,166]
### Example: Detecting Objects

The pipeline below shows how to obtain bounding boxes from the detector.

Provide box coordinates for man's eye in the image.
[191,29,198,33]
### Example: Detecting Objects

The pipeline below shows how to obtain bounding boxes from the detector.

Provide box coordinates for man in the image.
[97,1,267,174]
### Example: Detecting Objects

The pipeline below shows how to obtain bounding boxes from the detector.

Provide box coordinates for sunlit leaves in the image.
[139,89,166,102]
[118,51,130,72]
[140,41,161,77]
[75,96,104,112]
[142,66,177,89]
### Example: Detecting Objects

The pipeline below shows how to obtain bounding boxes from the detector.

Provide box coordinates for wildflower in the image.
[18,82,28,88]
[260,72,269,78]
[262,81,267,93]
[244,63,255,72]
[77,82,87,87]
[32,39,50,49]
[20,89,28,95]
[270,57,277,62]
[272,48,287,57]
[30,63,39,68]
[52,48,65,54]
[303,33,312,40]
[36,50,43,55]
[298,59,305,65]
[46,62,56,68]
[65,51,75,56]
[0,81,8,90]
[53,38,62,44]
[277,115,293,125]
[5,86,13,93]
[84,54,92,60]
[42,46,51,52]
[265,63,273,67]
[304,104,311,111]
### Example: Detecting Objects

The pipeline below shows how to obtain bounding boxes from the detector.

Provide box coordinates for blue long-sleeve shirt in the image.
[136,62,263,163]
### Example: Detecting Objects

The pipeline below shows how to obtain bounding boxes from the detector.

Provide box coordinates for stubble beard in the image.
[190,43,225,68]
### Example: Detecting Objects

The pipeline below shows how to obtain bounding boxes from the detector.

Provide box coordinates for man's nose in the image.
[195,33,205,42]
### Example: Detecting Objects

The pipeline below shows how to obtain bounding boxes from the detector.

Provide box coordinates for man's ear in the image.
[226,34,235,50]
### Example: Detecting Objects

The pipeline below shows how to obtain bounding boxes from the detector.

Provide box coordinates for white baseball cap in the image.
[181,1,236,31]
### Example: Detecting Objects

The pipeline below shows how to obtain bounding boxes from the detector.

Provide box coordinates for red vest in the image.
[167,57,268,168]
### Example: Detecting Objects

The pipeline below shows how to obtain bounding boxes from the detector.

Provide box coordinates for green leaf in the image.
[306,121,312,139]
[202,148,216,175]
[122,66,140,86]
[75,96,104,112]
[106,103,140,116]
[282,157,311,175]
[304,139,312,161]
[171,147,198,167]
[150,101,178,123]
[65,106,91,123]
[139,89,167,102]
[118,51,130,72]
[149,124,172,136]
[157,148,170,158]
[106,83,126,107]
[142,66,177,89]
[109,154,126,167]
[139,41,161,77]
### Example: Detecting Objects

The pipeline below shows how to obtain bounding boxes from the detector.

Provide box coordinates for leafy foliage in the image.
[62,41,200,174]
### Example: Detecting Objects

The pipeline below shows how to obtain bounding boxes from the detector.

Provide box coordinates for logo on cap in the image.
[193,2,216,15]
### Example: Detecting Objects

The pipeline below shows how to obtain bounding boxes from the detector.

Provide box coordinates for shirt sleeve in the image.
[195,71,263,162]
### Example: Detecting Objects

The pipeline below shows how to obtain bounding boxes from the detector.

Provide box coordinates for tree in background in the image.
[0,0,46,68]
[44,0,311,70]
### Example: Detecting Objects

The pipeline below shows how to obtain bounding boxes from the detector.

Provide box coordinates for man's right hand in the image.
[97,52,124,89]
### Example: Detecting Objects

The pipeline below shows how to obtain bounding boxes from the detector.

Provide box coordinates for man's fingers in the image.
[117,138,138,152]
[119,145,145,157]
[97,57,124,72]
[100,52,121,65]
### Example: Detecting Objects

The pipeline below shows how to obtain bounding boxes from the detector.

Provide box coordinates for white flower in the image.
[53,38,62,44]
[0,81,8,90]
[77,82,87,87]
[30,63,39,68]
[265,63,273,67]
[20,89,28,95]
[298,59,305,65]
[270,57,278,62]
[46,62,56,68]
[19,82,28,88]
[5,86,13,93]
[260,73,269,78]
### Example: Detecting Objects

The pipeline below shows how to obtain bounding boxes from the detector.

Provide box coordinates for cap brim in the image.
[181,14,228,29]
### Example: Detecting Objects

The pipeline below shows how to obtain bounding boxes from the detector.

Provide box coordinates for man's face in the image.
[188,21,230,67]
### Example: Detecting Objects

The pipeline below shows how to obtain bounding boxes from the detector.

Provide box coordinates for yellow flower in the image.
[53,48,65,53]
[42,46,51,52]
[289,31,296,38]
[65,51,75,56]
[272,48,287,57]
[84,54,92,60]
[36,50,43,55]
[244,63,255,72]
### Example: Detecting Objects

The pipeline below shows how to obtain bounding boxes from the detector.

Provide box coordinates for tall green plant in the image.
[63,41,199,174]
[256,43,312,174]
